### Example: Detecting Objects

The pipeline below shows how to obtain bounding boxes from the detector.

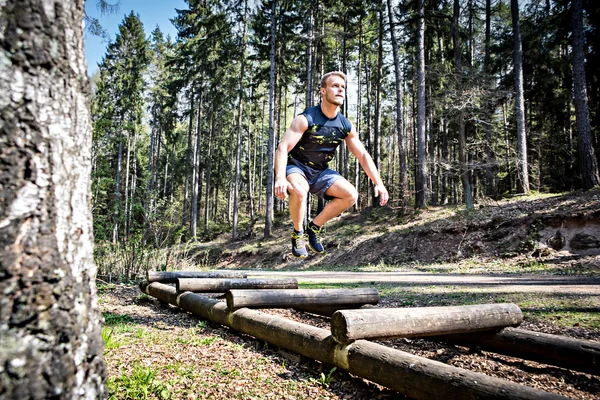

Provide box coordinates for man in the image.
[274,71,389,258]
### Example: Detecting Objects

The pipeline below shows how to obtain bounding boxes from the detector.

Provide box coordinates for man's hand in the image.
[275,178,293,200]
[374,184,389,206]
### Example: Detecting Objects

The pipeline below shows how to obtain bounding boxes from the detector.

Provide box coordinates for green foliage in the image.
[102,312,134,326]
[309,367,337,388]
[108,363,170,400]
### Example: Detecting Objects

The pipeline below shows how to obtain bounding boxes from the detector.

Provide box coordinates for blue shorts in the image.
[286,157,343,200]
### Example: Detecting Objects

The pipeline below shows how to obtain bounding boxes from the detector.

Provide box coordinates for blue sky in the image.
[84,0,187,75]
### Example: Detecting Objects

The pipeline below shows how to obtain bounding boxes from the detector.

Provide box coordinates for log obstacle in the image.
[437,327,600,376]
[226,288,380,311]
[140,282,565,399]
[146,270,247,283]
[292,304,375,318]
[176,277,298,293]
[331,304,523,344]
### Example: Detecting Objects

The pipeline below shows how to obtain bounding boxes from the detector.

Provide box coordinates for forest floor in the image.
[99,190,600,399]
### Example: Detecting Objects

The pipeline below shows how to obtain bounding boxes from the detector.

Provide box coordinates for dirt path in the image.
[245,270,600,294]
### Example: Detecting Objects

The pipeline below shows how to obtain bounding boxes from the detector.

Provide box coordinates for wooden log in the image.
[176,277,298,293]
[226,288,380,311]
[146,270,247,283]
[142,283,565,399]
[436,327,600,376]
[293,304,375,317]
[331,304,523,344]
[142,280,179,305]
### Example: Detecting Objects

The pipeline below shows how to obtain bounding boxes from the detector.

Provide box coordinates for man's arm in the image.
[274,115,308,200]
[345,128,389,206]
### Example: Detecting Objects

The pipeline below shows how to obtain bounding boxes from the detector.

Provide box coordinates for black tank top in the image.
[289,105,352,170]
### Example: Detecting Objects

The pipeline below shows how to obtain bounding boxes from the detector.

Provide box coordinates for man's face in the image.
[321,75,345,107]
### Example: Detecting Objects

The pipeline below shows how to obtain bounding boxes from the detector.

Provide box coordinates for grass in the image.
[108,363,170,400]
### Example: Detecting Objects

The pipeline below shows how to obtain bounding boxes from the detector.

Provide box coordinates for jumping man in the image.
[274,71,389,258]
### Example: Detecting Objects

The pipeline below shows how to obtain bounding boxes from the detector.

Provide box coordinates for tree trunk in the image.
[484,0,496,197]
[123,126,132,236]
[112,127,124,243]
[387,0,408,212]
[233,2,248,239]
[264,0,277,237]
[0,0,106,396]
[203,109,214,234]
[571,0,600,189]
[183,89,195,227]
[372,0,384,208]
[453,0,474,210]
[415,0,428,208]
[511,0,530,194]
[191,83,203,238]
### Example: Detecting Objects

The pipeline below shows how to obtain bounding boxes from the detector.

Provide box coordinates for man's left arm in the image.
[345,129,389,206]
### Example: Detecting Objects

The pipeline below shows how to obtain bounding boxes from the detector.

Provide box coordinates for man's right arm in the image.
[274,115,308,200]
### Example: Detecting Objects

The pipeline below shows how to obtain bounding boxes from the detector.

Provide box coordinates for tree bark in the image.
[0,0,106,397]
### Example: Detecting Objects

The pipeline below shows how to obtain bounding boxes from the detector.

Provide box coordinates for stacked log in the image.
[331,303,523,344]
[176,277,298,293]
[146,270,246,283]
[225,288,380,311]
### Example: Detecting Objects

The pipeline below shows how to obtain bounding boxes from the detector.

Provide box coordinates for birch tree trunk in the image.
[0,0,106,397]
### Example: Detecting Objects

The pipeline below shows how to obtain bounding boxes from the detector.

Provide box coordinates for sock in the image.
[294,228,304,235]
[308,221,321,230]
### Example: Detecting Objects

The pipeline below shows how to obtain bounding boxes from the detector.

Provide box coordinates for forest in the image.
[90,0,600,276]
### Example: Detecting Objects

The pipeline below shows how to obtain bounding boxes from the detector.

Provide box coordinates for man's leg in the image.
[287,173,310,258]
[312,178,358,227]
[287,173,310,231]
[306,179,358,254]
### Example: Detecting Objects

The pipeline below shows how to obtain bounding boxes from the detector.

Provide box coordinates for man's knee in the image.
[347,187,359,205]
[289,182,309,198]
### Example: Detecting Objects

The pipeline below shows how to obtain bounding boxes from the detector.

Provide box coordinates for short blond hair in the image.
[320,71,346,88]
